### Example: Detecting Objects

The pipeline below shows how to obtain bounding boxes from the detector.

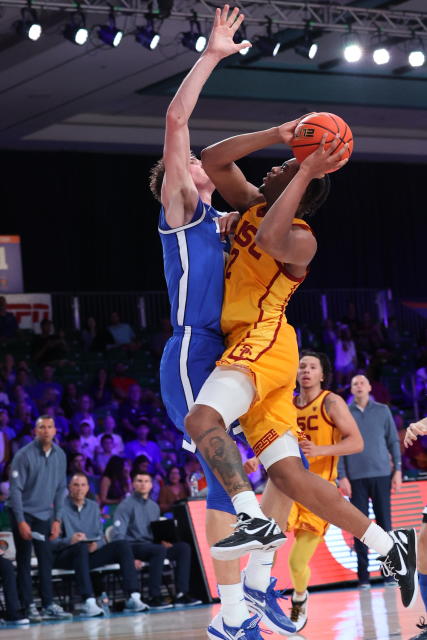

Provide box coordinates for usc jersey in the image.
[288,390,341,537]
[217,202,313,455]
[294,390,341,482]
[221,202,313,346]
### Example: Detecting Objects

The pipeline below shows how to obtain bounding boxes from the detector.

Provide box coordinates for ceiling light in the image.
[15,8,42,41]
[343,40,362,63]
[235,26,250,56]
[135,21,160,50]
[295,24,318,60]
[98,14,123,47]
[373,47,390,65]
[63,13,88,46]
[408,48,425,68]
[182,13,206,53]
[255,35,280,57]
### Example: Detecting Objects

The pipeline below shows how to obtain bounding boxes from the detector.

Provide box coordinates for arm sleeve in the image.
[111,502,130,541]
[50,522,72,551]
[9,453,28,523]
[53,453,67,521]
[337,455,348,479]
[94,503,106,549]
[384,407,401,471]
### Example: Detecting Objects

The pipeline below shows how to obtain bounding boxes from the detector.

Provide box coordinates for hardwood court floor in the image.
[0,586,425,640]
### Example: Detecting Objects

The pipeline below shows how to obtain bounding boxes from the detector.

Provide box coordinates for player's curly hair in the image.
[149,157,165,203]
[297,174,331,218]
[300,350,332,389]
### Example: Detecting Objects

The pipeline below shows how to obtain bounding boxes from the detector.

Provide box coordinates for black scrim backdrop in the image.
[2,149,425,297]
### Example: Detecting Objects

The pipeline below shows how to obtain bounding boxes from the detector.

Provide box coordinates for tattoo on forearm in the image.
[197,430,251,495]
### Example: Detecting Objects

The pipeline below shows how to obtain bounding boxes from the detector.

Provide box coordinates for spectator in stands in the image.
[11,422,33,456]
[11,385,38,422]
[96,415,124,456]
[112,471,201,609]
[334,326,357,391]
[61,382,79,419]
[119,384,148,438]
[149,317,172,360]
[111,362,137,401]
[340,301,360,336]
[0,354,16,390]
[32,319,68,365]
[0,415,10,474]
[31,364,63,409]
[131,455,161,503]
[0,297,18,341]
[0,408,16,441]
[79,420,98,459]
[108,312,136,348]
[52,472,148,616]
[99,456,132,507]
[8,415,71,622]
[94,434,114,475]
[338,375,402,588]
[159,466,189,515]
[81,317,114,353]
[90,368,113,409]
[124,419,162,475]
[71,394,95,434]
[0,554,29,624]
[42,404,69,444]
[0,379,9,410]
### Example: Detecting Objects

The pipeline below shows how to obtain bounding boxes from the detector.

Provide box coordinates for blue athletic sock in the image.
[419,572,427,611]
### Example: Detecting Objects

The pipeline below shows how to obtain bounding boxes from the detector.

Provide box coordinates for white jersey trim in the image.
[176,231,189,326]
[158,205,206,235]
[179,326,197,454]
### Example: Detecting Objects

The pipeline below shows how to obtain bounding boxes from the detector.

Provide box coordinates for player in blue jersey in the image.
[150,6,295,639]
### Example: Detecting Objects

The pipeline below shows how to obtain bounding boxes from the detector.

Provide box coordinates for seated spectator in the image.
[31,365,63,409]
[11,385,38,421]
[0,415,10,475]
[32,319,68,365]
[124,420,162,474]
[1,354,16,390]
[94,434,114,475]
[108,311,136,348]
[0,463,10,501]
[78,420,98,459]
[42,404,69,444]
[131,455,161,503]
[112,471,201,608]
[52,473,148,616]
[0,297,18,341]
[334,326,357,391]
[67,453,97,499]
[99,456,132,507]
[90,368,113,410]
[119,384,148,439]
[71,394,95,434]
[110,363,137,402]
[61,383,79,419]
[0,379,9,410]
[81,317,114,353]
[11,423,34,456]
[0,408,16,440]
[149,317,172,360]
[0,555,29,624]
[158,466,189,515]
[96,415,124,456]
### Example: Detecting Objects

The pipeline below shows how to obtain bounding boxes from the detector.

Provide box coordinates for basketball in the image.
[291,112,353,172]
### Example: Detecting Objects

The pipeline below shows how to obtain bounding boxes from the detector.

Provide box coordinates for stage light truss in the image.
[1,1,427,40]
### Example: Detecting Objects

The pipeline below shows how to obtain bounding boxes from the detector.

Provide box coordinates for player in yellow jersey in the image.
[288,351,363,630]
[184,120,418,613]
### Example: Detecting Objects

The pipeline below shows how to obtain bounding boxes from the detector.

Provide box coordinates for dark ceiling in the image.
[1,0,426,160]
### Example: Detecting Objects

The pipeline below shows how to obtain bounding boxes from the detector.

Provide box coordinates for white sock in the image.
[219,583,250,628]
[231,491,266,520]
[86,597,96,605]
[244,549,275,592]
[130,592,141,601]
[360,522,393,556]
[292,590,308,603]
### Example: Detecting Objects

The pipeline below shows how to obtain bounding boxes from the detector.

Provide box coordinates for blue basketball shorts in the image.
[160,328,236,515]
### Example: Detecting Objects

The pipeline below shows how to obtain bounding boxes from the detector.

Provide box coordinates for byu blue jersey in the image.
[158,197,225,334]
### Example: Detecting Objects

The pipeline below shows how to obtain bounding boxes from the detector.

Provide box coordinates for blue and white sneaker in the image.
[243,575,296,636]
[207,613,264,640]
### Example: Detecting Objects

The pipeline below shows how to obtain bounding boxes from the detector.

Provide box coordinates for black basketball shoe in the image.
[378,528,418,608]
[210,512,286,561]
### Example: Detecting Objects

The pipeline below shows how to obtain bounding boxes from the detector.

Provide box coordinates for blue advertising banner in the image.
[0,236,24,293]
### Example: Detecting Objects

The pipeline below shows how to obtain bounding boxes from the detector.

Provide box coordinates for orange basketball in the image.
[291,112,353,173]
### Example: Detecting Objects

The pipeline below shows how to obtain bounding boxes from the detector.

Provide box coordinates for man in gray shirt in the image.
[338,375,402,587]
[52,472,148,616]
[8,415,71,621]
[112,471,201,609]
